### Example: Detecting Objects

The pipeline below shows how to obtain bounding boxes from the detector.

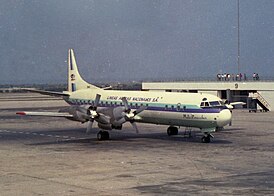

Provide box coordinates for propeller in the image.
[116,97,147,133]
[86,94,101,133]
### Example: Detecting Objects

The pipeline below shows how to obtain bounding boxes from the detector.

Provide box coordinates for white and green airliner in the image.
[17,49,232,143]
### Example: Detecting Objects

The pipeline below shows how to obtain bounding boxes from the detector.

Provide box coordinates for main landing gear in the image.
[201,133,213,143]
[97,130,110,141]
[167,126,178,136]
[167,126,214,143]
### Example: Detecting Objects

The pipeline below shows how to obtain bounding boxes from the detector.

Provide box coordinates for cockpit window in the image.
[219,101,225,106]
[210,101,220,106]
[200,102,210,107]
[201,100,224,108]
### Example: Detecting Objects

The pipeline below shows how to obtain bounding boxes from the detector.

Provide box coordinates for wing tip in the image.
[16,112,26,115]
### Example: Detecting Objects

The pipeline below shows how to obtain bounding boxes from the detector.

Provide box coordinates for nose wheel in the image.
[97,130,110,141]
[201,133,213,143]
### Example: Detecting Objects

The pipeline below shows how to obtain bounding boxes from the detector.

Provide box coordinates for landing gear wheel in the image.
[167,126,178,136]
[201,135,211,143]
[97,131,110,141]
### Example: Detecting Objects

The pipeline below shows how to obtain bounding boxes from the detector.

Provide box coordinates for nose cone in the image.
[217,109,232,127]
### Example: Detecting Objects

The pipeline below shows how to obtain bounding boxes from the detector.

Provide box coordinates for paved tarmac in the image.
[0,93,274,195]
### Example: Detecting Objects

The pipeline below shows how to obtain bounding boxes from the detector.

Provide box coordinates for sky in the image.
[1,0,274,84]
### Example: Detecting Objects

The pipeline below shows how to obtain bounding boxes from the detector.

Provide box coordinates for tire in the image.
[172,128,178,135]
[102,131,109,140]
[167,127,178,136]
[201,136,210,143]
[97,131,103,141]
[167,127,172,136]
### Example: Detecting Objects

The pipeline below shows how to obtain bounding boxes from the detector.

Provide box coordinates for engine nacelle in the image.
[111,124,122,130]
[98,123,112,130]
[113,106,126,120]
[59,106,89,123]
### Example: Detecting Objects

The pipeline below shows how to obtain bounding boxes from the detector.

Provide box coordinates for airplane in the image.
[16,49,232,143]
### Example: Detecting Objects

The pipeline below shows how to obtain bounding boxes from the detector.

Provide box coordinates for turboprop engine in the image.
[59,94,147,134]
[59,94,110,133]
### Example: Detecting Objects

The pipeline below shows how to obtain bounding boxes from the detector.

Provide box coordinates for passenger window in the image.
[177,103,181,111]
[205,102,209,107]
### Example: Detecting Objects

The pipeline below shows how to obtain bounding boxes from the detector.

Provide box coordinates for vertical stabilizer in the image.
[67,49,99,92]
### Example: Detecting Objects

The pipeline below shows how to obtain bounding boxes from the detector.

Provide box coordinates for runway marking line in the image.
[0,130,87,141]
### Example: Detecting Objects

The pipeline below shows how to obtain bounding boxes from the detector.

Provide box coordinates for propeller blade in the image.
[86,120,94,134]
[94,94,101,108]
[134,106,147,115]
[229,111,232,126]
[131,122,139,133]
[121,97,130,112]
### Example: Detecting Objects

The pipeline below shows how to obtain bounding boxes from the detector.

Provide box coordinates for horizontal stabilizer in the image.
[21,88,70,97]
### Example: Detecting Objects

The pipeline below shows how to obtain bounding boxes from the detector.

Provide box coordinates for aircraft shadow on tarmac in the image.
[22,127,233,146]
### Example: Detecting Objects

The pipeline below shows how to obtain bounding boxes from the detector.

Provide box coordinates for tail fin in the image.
[67,49,99,92]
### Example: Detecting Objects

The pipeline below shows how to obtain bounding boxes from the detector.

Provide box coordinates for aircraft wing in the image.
[22,88,70,97]
[16,111,73,118]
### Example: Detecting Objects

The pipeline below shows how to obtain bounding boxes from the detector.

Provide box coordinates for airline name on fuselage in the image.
[106,96,160,102]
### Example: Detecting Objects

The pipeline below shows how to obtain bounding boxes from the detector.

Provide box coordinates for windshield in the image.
[210,101,220,106]
[200,100,225,108]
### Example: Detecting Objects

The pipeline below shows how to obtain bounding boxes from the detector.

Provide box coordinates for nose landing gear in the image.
[201,133,213,143]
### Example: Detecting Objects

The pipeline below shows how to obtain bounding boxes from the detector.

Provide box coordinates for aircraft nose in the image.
[217,109,232,127]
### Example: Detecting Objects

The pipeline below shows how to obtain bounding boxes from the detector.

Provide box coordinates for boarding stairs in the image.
[249,92,271,112]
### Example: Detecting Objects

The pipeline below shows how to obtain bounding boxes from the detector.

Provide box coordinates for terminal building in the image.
[142,81,274,112]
